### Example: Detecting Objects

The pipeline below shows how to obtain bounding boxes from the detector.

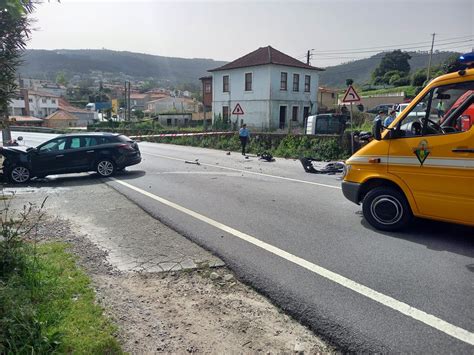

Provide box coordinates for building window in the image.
[280,72,287,91]
[245,73,252,91]
[204,82,212,94]
[28,98,33,103]
[223,75,229,92]
[293,74,300,92]
[331,93,335,98]
[166,118,172,126]
[51,99,56,104]
[42,98,47,103]
[222,106,229,121]
[304,75,311,92]
[292,106,299,121]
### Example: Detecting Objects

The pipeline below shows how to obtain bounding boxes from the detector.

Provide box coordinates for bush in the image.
[0,198,121,354]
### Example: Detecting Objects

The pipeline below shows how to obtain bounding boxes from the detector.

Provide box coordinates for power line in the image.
[312,38,472,56]
[312,35,472,54]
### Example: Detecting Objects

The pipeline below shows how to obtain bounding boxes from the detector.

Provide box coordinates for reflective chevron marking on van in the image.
[347,155,474,168]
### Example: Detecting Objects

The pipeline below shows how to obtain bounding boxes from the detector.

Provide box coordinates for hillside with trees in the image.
[19,49,461,91]
[20,49,227,86]
[319,51,459,88]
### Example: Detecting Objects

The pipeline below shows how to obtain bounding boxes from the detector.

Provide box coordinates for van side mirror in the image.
[373,119,382,141]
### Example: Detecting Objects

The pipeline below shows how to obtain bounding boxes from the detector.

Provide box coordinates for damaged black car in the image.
[1,133,141,183]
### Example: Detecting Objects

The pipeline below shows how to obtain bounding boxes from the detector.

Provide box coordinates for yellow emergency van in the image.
[342,54,474,231]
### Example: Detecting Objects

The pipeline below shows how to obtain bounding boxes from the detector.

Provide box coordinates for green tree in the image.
[442,53,463,73]
[345,78,354,86]
[55,71,68,86]
[0,0,34,143]
[372,50,411,84]
[134,109,145,119]
[412,69,427,86]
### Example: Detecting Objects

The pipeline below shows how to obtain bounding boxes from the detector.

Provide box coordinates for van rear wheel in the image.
[362,187,412,231]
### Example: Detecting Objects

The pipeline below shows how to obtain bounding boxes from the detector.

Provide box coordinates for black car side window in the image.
[38,138,67,153]
[70,137,83,149]
[84,137,99,147]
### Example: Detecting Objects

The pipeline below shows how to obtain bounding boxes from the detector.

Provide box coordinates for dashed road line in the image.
[111,178,474,346]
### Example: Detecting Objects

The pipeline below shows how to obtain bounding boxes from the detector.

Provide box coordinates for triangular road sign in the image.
[232,103,244,115]
[342,85,361,103]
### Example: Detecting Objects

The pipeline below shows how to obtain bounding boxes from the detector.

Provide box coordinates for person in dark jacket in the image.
[239,124,250,155]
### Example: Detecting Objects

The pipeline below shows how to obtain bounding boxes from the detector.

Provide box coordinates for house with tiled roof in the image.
[9,116,43,127]
[208,46,324,130]
[59,98,96,126]
[43,109,78,128]
[7,89,59,118]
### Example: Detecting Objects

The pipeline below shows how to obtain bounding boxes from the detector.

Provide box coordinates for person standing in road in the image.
[374,110,386,123]
[437,100,445,118]
[239,123,250,155]
[373,110,385,136]
[384,110,396,127]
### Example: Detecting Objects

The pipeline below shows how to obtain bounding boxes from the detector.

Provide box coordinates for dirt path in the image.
[9,180,333,353]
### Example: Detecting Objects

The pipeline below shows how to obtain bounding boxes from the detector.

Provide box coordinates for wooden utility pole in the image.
[307,50,310,65]
[124,81,127,120]
[127,81,131,121]
[427,33,436,81]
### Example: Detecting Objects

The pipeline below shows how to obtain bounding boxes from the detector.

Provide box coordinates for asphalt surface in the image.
[9,131,474,352]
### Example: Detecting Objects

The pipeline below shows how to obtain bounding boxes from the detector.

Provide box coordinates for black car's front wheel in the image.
[9,165,31,184]
[96,159,116,177]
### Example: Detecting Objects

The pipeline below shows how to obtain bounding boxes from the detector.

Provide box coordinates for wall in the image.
[359,95,405,110]
[212,65,272,128]
[148,97,196,114]
[72,111,96,127]
[318,91,338,111]
[156,113,193,127]
[268,65,319,130]
[337,93,405,111]
[29,94,59,118]
[44,119,77,128]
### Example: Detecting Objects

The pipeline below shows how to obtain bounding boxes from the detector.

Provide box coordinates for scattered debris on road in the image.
[258,152,275,162]
[300,158,344,174]
[185,159,200,165]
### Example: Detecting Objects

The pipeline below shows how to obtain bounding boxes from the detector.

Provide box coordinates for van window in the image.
[396,82,474,137]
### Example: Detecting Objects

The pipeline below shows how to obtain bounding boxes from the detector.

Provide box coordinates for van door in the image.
[387,82,474,225]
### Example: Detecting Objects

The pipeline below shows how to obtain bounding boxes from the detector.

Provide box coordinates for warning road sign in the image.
[342,85,361,103]
[232,103,244,115]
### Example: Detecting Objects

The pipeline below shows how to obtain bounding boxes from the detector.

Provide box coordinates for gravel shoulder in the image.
[5,176,332,353]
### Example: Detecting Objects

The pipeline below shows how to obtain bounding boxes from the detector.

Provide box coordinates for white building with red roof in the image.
[208,46,324,130]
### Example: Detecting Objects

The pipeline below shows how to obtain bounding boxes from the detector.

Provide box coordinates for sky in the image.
[28,0,474,67]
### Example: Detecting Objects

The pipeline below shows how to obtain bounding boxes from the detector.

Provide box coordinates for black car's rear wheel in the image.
[9,165,31,183]
[96,159,116,177]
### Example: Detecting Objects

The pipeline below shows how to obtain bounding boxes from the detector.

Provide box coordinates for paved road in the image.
[9,132,474,352]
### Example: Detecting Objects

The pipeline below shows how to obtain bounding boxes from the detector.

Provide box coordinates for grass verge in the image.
[0,241,121,354]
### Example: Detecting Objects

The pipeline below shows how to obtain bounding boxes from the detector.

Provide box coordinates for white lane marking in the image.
[141,151,341,190]
[111,178,474,346]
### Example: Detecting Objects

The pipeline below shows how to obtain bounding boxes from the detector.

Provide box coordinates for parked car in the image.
[366,104,394,114]
[1,133,141,183]
[307,114,348,134]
